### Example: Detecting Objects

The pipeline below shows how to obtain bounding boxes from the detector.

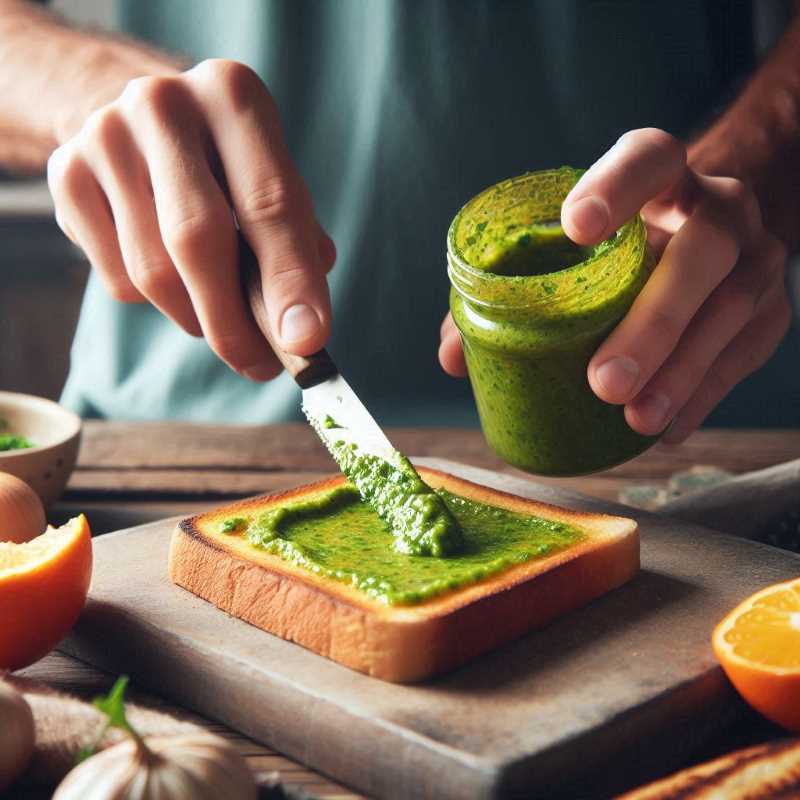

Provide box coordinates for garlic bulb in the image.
[54,733,257,800]
[0,679,35,791]
[0,472,45,543]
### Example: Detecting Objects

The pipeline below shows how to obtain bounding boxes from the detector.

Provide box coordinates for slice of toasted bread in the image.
[169,468,638,682]
[618,739,800,799]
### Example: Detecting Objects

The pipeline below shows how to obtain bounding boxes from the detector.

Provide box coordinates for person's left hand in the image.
[439,128,791,443]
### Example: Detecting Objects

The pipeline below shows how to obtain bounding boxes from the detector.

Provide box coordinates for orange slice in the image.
[0,515,92,671]
[713,577,800,731]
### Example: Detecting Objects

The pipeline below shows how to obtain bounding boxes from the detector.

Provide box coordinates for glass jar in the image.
[448,167,656,476]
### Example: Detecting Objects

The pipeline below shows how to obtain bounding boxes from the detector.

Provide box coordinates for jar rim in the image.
[447,169,647,315]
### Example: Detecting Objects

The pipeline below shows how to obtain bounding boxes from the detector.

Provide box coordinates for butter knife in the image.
[239,236,395,462]
[239,235,462,557]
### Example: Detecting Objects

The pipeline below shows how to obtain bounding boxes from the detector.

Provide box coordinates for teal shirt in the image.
[62,1,763,425]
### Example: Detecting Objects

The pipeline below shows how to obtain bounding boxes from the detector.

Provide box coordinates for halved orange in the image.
[713,577,800,731]
[0,515,92,671]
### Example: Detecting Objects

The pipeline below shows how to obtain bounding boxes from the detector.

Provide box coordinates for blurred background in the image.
[2,0,798,427]
[0,1,112,402]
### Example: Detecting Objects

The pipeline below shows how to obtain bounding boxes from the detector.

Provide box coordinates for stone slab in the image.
[60,459,800,799]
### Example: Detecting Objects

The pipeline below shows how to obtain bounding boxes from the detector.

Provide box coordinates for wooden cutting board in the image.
[60,458,800,799]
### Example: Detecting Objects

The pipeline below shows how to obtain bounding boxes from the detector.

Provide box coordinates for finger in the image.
[588,195,743,406]
[440,312,458,339]
[47,144,143,303]
[562,128,687,244]
[644,222,674,260]
[624,235,787,435]
[188,59,331,356]
[439,313,468,375]
[439,328,467,377]
[662,286,791,443]
[78,106,201,336]
[317,223,336,274]
[121,75,281,380]
[691,175,763,244]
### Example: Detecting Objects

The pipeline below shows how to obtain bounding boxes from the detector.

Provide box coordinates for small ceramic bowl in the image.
[0,391,82,507]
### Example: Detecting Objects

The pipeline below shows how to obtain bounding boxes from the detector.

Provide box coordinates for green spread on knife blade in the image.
[306,413,464,557]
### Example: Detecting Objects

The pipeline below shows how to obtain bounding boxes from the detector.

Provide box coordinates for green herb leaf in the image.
[94,676,135,734]
[0,434,33,451]
[76,675,143,764]
[221,516,247,534]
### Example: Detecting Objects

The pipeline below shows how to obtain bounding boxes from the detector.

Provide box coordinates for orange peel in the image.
[0,515,92,671]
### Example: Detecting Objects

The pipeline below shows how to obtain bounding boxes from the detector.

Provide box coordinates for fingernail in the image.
[594,356,640,401]
[634,392,671,433]
[280,304,321,346]
[567,196,610,241]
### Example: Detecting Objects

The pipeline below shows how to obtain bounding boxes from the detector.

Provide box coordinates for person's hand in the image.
[47,59,336,381]
[440,128,791,443]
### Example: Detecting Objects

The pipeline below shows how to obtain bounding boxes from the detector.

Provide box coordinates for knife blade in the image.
[238,235,397,463]
[301,373,397,461]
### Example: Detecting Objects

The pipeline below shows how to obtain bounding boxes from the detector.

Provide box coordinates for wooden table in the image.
[19,422,800,799]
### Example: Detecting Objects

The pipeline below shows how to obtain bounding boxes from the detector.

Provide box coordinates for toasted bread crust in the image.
[618,739,800,799]
[169,468,638,682]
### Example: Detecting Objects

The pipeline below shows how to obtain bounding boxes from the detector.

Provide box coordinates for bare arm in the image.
[0,0,181,172]
[1,0,335,378]
[688,11,800,250]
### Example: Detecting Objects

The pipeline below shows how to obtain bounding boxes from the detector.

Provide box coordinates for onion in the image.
[54,733,257,799]
[0,472,46,543]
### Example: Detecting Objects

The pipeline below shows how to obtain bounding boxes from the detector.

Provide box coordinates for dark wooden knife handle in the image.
[239,233,337,389]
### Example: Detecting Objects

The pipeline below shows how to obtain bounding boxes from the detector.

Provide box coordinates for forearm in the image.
[0,0,182,172]
[688,13,800,251]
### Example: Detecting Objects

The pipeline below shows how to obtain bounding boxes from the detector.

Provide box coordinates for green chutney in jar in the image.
[448,167,656,476]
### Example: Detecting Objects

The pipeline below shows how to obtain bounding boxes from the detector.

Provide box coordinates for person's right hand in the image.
[47,59,336,381]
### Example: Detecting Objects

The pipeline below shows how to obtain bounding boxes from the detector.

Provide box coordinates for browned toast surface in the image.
[618,739,800,799]
[170,468,639,681]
